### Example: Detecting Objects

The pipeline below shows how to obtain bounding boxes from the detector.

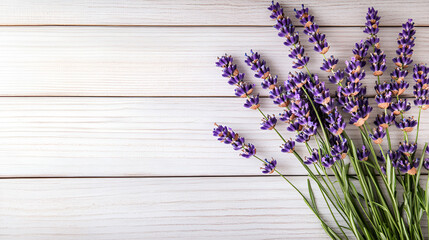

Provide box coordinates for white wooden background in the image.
[1,0,428,239]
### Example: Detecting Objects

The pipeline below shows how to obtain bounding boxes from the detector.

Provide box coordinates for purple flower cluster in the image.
[337,56,372,127]
[392,19,415,69]
[390,149,419,175]
[423,146,429,170]
[281,139,296,153]
[260,115,278,130]
[357,145,370,161]
[304,148,319,165]
[294,5,330,54]
[362,8,388,78]
[374,112,395,129]
[364,7,381,48]
[330,136,349,160]
[395,116,417,132]
[413,64,429,109]
[268,2,310,70]
[352,41,370,64]
[261,158,278,174]
[212,124,256,158]
[245,50,288,107]
[216,54,260,110]
[369,126,386,144]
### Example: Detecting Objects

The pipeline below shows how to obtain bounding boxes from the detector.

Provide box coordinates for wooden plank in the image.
[0,27,426,97]
[0,177,343,239]
[0,0,428,26]
[0,97,426,177]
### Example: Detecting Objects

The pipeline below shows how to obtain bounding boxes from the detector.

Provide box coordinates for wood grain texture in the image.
[0,0,427,26]
[0,26,426,97]
[2,1,429,238]
[0,97,425,177]
[0,177,342,239]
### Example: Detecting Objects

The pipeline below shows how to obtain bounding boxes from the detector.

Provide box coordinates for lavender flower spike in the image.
[395,116,417,132]
[398,142,417,157]
[281,139,295,153]
[260,115,277,130]
[364,7,381,48]
[268,2,310,70]
[369,126,386,144]
[294,4,330,54]
[357,145,370,161]
[321,154,335,168]
[304,149,319,165]
[212,124,256,158]
[261,158,277,174]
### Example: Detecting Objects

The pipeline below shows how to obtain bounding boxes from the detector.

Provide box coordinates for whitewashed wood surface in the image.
[2,0,429,239]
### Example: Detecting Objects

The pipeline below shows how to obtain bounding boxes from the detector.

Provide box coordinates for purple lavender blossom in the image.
[424,158,429,170]
[304,149,319,165]
[269,2,310,70]
[349,102,373,127]
[260,115,277,130]
[390,99,411,115]
[328,70,345,84]
[281,139,296,153]
[320,56,338,72]
[294,4,330,54]
[413,64,429,83]
[369,49,387,76]
[245,50,270,79]
[295,5,329,54]
[395,116,417,132]
[287,121,302,132]
[262,75,278,90]
[326,108,346,135]
[375,92,392,109]
[216,55,245,86]
[289,46,310,69]
[342,98,359,114]
[321,154,335,168]
[364,7,381,48]
[393,56,413,69]
[268,1,284,20]
[391,68,408,82]
[352,41,369,63]
[243,95,260,110]
[392,19,415,69]
[261,158,277,174]
[390,81,409,96]
[331,137,348,160]
[398,142,417,157]
[290,72,309,88]
[280,109,295,123]
[241,143,257,158]
[369,127,386,144]
[216,54,261,113]
[374,112,395,129]
[414,97,429,110]
[296,132,311,143]
[357,145,370,161]
[413,64,429,109]
[395,157,419,175]
[374,81,390,94]
[344,58,364,76]
[312,82,331,106]
[213,124,256,158]
[234,82,254,98]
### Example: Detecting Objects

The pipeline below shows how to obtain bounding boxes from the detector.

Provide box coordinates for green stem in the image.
[415,107,422,144]
[254,154,340,239]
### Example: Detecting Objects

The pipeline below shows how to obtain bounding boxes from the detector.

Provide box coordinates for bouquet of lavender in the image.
[213,2,429,239]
